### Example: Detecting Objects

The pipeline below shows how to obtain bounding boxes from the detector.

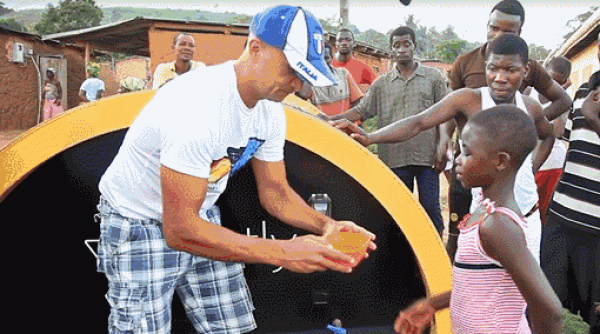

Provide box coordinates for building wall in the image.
[146,27,390,83]
[0,30,86,131]
[568,41,600,96]
[97,57,151,97]
[0,31,38,130]
[148,28,247,73]
[355,53,389,76]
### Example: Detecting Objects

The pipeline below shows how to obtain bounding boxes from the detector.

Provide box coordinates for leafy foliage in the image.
[0,1,13,16]
[34,0,103,35]
[435,39,467,63]
[563,6,599,41]
[0,18,27,32]
[528,43,551,61]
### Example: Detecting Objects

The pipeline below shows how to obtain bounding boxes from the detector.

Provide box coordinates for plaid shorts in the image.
[96,197,256,334]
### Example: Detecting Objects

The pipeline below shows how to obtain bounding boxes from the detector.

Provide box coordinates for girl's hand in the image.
[394,299,435,334]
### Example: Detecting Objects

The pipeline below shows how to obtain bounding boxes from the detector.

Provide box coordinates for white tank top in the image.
[470,87,539,215]
[531,89,567,171]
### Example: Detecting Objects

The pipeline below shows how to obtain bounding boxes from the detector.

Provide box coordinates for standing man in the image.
[444,0,572,259]
[152,33,206,89]
[331,33,554,263]
[321,27,449,235]
[541,70,600,333]
[525,56,572,226]
[96,6,375,334]
[79,63,105,104]
[332,27,377,93]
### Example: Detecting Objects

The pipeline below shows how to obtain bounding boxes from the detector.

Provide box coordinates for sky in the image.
[4,0,599,50]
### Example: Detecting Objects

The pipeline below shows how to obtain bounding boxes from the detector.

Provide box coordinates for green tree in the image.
[435,39,467,63]
[563,5,599,41]
[0,1,13,16]
[319,15,339,35]
[356,28,388,50]
[0,18,27,32]
[34,0,103,35]
[232,14,252,25]
[528,43,551,61]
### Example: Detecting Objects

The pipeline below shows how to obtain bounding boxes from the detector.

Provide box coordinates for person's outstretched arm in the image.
[330,89,476,147]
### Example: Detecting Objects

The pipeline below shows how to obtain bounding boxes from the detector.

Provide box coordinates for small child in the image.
[393,105,563,334]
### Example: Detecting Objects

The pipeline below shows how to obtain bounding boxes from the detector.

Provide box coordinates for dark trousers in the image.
[446,170,472,262]
[540,220,600,331]
[392,165,444,235]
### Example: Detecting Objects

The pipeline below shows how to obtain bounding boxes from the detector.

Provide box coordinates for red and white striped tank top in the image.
[450,199,532,334]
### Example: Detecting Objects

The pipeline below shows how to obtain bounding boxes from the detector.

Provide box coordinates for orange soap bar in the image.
[326,231,370,267]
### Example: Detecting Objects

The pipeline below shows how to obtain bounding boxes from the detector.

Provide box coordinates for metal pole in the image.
[340,0,349,27]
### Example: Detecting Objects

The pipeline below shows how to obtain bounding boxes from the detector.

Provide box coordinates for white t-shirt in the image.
[80,78,105,101]
[530,89,568,171]
[469,87,541,263]
[99,61,286,221]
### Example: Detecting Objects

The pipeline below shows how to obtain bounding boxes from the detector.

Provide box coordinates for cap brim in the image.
[400,0,412,5]
[280,7,337,87]
[284,47,337,87]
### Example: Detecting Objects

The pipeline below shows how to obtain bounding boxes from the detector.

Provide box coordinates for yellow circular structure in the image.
[0,91,451,332]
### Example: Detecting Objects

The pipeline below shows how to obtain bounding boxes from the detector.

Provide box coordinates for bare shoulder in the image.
[479,211,527,260]
[451,88,482,116]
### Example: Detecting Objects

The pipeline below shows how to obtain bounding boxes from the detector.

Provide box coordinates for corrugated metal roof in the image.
[41,17,250,57]
[39,16,391,59]
[546,8,600,62]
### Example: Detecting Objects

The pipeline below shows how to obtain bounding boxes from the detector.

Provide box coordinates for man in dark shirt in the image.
[444,0,572,259]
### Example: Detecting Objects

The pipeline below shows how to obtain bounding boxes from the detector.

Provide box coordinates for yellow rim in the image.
[0,91,452,332]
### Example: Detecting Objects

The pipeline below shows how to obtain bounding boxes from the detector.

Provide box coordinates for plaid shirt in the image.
[355,62,449,168]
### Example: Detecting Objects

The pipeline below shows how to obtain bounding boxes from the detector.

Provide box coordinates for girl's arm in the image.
[479,214,563,334]
[393,291,451,334]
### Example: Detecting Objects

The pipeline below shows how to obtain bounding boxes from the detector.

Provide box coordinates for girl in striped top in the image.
[394,105,562,334]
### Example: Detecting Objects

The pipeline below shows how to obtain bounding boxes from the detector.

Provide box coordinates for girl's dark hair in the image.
[468,105,537,167]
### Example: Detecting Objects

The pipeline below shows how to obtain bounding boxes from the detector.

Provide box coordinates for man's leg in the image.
[96,198,185,334]
[415,166,444,235]
[176,206,257,334]
[540,217,570,307]
[446,169,472,261]
[392,166,416,192]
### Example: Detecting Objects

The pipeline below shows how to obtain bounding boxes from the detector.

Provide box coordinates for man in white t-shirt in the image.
[79,65,105,103]
[96,6,376,334]
[524,56,572,226]
[152,32,206,89]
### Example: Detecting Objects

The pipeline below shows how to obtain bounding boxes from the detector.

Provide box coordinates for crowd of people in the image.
[67,1,599,333]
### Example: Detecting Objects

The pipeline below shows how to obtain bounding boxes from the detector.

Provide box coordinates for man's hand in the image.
[329,119,372,146]
[278,234,357,273]
[394,299,435,334]
[322,220,377,254]
[316,112,330,122]
[434,140,451,174]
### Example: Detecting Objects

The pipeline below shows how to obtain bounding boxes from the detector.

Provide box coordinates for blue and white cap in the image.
[250,5,337,87]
